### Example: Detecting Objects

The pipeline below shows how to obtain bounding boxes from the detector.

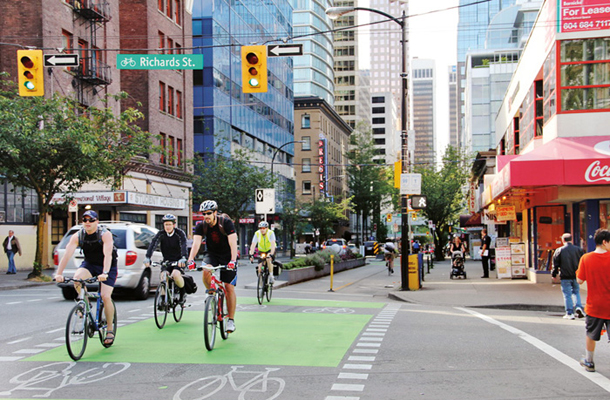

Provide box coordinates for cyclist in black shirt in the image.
[145,214,188,302]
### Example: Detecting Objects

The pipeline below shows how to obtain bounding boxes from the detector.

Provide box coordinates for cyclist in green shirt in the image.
[249,221,276,283]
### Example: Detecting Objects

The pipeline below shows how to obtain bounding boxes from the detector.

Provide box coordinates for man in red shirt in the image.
[576,228,610,372]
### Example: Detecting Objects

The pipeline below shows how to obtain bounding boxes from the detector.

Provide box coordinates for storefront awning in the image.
[491,136,610,201]
[50,191,186,210]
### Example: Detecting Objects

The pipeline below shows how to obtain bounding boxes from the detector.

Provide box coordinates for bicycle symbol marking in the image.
[174,366,285,400]
[120,57,136,67]
[1,361,130,398]
[302,307,355,314]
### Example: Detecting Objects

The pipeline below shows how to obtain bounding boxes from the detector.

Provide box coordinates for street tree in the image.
[303,197,353,242]
[415,145,472,260]
[0,80,151,277]
[192,148,274,222]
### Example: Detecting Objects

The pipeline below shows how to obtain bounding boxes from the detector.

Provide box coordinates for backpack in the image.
[182,274,198,294]
[201,213,232,236]
[79,225,108,248]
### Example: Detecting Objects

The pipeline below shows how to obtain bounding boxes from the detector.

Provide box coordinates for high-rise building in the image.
[293,0,335,105]
[448,65,458,148]
[191,0,295,251]
[332,0,371,128]
[371,93,400,164]
[411,58,436,168]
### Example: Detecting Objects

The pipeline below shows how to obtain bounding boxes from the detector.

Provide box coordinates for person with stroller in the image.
[450,236,467,279]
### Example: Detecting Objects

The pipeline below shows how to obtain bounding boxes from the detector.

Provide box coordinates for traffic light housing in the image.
[412,212,417,221]
[241,45,268,93]
[17,50,44,97]
[386,213,392,222]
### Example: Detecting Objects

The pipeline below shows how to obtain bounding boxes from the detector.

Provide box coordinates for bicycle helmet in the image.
[258,221,269,228]
[162,213,177,223]
[199,200,218,212]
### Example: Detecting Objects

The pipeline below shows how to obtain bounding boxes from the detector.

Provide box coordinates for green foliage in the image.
[283,249,360,270]
[303,197,353,241]
[0,77,152,274]
[415,145,472,260]
[191,147,274,221]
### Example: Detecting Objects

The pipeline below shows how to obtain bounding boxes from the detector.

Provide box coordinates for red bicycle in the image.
[201,265,229,351]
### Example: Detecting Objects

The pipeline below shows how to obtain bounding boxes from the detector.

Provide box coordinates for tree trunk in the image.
[29,209,46,278]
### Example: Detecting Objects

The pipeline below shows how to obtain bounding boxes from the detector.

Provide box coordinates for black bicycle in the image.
[62,277,117,361]
[254,252,273,305]
[152,261,187,329]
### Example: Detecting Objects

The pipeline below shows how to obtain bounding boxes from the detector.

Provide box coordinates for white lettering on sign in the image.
[127,192,186,208]
[585,160,610,183]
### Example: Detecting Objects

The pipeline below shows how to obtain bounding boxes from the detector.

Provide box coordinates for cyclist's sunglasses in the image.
[82,217,97,222]
[202,211,214,216]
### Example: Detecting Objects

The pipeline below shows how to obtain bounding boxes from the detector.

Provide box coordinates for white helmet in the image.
[199,200,218,212]
[258,221,269,228]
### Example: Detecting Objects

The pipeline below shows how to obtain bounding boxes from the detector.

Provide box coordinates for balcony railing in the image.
[69,0,110,22]
[77,56,112,85]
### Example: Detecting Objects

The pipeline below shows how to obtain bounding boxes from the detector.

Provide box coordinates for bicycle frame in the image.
[201,265,229,350]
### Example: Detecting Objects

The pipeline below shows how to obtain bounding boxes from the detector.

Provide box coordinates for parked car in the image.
[347,242,358,254]
[53,222,163,300]
[321,238,348,256]
[363,241,378,256]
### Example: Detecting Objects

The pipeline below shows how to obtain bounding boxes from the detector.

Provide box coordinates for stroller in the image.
[450,250,467,279]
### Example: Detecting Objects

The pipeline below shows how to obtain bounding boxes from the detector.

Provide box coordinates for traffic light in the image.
[412,212,417,221]
[241,45,267,93]
[386,213,392,222]
[17,50,44,97]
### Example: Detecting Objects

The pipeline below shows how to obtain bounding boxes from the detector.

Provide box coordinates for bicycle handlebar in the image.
[59,277,99,284]
[200,265,228,271]
[151,260,179,268]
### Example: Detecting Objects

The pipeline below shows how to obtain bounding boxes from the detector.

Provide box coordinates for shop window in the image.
[534,206,565,270]
[579,202,588,250]
[600,200,610,230]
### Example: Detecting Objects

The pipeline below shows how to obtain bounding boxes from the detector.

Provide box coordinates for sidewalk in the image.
[388,257,572,312]
[0,268,55,291]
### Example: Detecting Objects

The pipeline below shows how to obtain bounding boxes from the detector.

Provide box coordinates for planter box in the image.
[278,258,366,285]
[527,268,553,284]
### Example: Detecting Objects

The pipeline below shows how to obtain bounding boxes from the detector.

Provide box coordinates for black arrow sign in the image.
[44,54,79,67]
[267,44,303,57]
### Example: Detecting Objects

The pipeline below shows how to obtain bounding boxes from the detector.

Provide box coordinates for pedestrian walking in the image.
[3,230,22,274]
[480,229,491,278]
[552,233,585,320]
[576,228,610,373]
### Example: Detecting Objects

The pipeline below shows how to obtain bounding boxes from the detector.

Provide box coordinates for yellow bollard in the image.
[329,254,335,292]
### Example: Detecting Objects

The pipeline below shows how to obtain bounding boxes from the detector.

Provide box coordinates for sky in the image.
[408,0,459,158]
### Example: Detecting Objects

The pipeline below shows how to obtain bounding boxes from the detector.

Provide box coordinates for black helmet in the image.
[200,200,218,212]
[162,213,177,223]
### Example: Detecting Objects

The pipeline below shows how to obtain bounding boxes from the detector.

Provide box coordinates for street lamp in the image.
[271,140,305,176]
[326,6,411,290]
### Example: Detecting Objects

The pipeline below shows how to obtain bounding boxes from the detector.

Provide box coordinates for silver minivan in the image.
[53,222,163,300]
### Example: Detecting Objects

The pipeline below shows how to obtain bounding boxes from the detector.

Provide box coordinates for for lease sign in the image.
[560,0,610,33]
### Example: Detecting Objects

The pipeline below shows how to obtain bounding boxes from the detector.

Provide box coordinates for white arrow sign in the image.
[267,44,303,57]
[44,54,79,67]
[255,188,275,214]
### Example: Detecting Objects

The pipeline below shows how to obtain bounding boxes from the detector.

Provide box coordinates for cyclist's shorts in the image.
[203,254,237,286]
[585,315,610,341]
[79,260,118,287]
[161,261,185,275]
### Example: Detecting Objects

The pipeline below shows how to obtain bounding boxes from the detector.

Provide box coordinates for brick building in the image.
[0,0,193,268]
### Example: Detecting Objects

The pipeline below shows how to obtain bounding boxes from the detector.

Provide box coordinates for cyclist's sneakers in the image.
[227,319,236,333]
[269,274,275,284]
[575,307,585,318]
[580,357,595,372]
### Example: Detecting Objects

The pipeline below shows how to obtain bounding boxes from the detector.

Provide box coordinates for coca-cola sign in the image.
[585,160,610,183]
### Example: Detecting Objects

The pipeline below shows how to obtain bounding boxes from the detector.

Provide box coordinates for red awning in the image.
[492,136,610,198]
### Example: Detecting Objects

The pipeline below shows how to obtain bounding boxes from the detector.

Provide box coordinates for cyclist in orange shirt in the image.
[576,228,610,373]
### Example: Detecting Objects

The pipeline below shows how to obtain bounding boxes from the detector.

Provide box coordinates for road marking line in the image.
[325,396,360,400]
[362,332,385,336]
[46,328,63,334]
[27,299,42,302]
[331,384,365,391]
[343,364,372,370]
[36,343,62,348]
[128,309,142,313]
[349,356,375,361]
[359,337,383,342]
[7,337,31,344]
[458,307,610,393]
[54,337,64,341]
[365,328,387,332]
[13,348,44,354]
[6,302,21,305]
[338,373,368,379]
[0,356,23,361]
[356,342,381,348]
[353,349,378,354]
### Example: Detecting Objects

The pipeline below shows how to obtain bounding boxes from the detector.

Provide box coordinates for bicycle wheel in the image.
[173,289,184,323]
[219,292,229,340]
[98,298,117,348]
[154,281,168,329]
[203,294,217,351]
[266,273,273,302]
[256,270,265,305]
[66,302,88,361]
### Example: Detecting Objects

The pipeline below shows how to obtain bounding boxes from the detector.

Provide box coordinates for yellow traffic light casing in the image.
[412,212,417,221]
[387,213,392,222]
[241,45,268,93]
[17,50,44,97]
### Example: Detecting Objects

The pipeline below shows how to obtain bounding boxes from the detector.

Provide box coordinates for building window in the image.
[158,0,164,12]
[303,181,312,195]
[167,38,173,54]
[175,0,181,25]
[372,127,385,135]
[372,107,385,114]
[168,86,174,115]
[302,136,311,151]
[301,113,310,129]
[372,96,385,103]
[302,158,311,173]
[176,90,182,119]
[159,82,166,112]
[158,31,165,54]
[166,0,172,17]
[372,117,385,124]
[535,80,543,137]
[160,133,166,164]
[176,138,183,166]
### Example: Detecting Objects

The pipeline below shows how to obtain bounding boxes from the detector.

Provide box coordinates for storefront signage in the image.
[559,0,610,33]
[496,205,517,221]
[318,137,327,196]
[239,218,255,223]
[468,182,476,212]
[51,191,123,205]
[127,192,185,209]
[585,160,610,183]
[51,191,185,209]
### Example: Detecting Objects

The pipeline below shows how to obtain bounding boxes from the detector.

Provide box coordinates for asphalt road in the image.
[1,260,610,399]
